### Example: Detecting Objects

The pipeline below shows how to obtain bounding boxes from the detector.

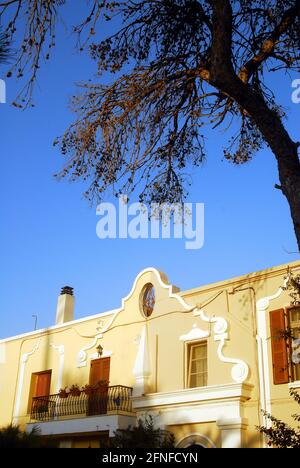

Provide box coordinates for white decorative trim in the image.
[180,324,209,342]
[193,308,228,334]
[176,433,216,449]
[217,418,249,448]
[50,343,65,393]
[77,334,103,368]
[122,268,191,311]
[77,268,194,367]
[193,309,249,384]
[256,277,289,312]
[289,381,300,390]
[215,334,249,384]
[100,267,192,334]
[256,275,289,431]
[96,313,121,335]
[22,339,41,364]
[132,383,253,409]
[133,325,151,397]
[95,268,193,337]
[13,339,41,425]
[90,350,113,361]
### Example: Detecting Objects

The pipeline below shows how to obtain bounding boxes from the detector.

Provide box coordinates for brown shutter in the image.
[35,371,52,397]
[270,309,289,385]
[89,358,110,385]
[88,358,110,416]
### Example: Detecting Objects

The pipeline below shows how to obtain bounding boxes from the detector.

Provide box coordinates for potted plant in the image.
[58,387,69,399]
[82,384,94,396]
[69,384,81,397]
[95,380,109,391]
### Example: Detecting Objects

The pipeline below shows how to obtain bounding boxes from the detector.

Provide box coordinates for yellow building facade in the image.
[0,261,300,448]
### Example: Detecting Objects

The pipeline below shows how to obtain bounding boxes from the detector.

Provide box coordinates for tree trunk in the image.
[277,149,300,252]
[208,0,300,250]
[218,76,300,251]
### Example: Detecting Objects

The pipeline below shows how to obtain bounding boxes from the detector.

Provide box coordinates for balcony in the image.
[30,386,133,423]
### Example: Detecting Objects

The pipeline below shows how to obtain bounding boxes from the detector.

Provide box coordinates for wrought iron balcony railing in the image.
[30,385,133,422]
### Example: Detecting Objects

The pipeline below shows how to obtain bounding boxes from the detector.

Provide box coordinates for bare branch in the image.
[239,1,300,83]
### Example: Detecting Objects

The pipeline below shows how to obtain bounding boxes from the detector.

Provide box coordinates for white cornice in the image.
[180,324,209,342]
[132,383,253,410]
[181,262,300,298]
[0,308,119,345]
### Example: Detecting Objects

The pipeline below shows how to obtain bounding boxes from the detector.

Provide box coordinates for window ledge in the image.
[289,381,300,390]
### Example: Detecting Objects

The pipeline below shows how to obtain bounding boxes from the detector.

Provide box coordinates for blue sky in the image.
[0,3,299,338]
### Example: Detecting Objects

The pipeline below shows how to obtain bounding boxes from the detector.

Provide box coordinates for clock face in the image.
[142,284,155,318]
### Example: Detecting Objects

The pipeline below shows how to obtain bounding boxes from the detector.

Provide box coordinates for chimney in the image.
[56,286,74,325]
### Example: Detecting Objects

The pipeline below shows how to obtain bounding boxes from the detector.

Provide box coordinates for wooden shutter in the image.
[35,371,52,397]
[89,358,110,385]
[270,309,289,385]
[88,358,110,416]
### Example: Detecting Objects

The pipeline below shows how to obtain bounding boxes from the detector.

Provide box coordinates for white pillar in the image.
[133,325,151,397]
[217,418,248,448]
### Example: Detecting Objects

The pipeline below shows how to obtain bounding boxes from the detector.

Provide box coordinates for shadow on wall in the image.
[171,423,263,449]
[232,267,287,323]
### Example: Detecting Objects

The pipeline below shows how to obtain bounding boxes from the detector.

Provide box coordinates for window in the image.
[289,307,300,382]
[141,283,155,318]
[270,309,289,385]
[270,307,300,385]
[187,342,207,388]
